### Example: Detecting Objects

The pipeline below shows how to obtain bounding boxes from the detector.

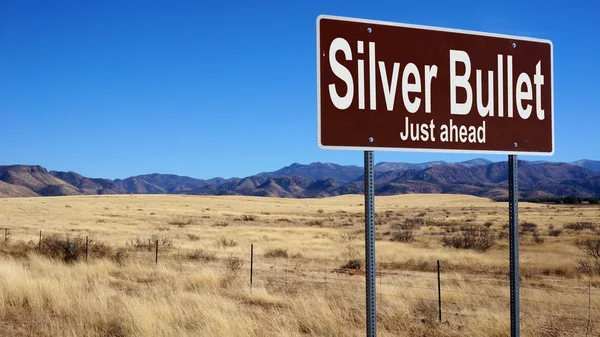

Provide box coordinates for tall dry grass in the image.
[0,194,598,336]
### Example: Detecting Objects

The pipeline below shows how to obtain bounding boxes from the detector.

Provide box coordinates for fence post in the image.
[250,244,254,290]
[39,230,42,251]
[85,236,89,262]
[4,228,7,242]
[155,239,159,265]
[437,259,442,323]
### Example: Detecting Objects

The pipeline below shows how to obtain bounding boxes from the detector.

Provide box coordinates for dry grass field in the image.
[0,194,599,336]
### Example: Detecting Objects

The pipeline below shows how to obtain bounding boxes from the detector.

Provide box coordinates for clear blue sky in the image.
[1,1,598,179]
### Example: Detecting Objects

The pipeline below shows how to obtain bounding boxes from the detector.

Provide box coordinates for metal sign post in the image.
[508,155,520,336]
[364,151,376,337]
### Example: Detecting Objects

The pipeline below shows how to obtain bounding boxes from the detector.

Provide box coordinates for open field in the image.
[0,194,600,336]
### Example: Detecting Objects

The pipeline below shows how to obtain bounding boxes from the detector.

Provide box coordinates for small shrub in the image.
[224,255,243,273]
[129,237,152,251]
[129,234,173,251]
[341,259,361,270]
[188,249,216,262]
[548,228,562,237]
[533,231,544,244]
[187,234,201,241]
[484,221,494,228]
[213,222,229,227]
[0,240,36,259]
[565,222,597,231]
[576,259,600,275]
[276,218,292,223]
[241,215,257,222]
[392,230,415,243]
[498,231,508,240]
[445,226,458,233]
[264,248,289,258]
[394,217,426,230]
[317,209,324,214]
[417,212,427,217]
[88,238,113,257]
[308,220,324,227]
[214,237,238,249]
[520,222,537,233]
[220,255,244,288]
[168,220,188,228]
[291,252,303,259]
[340,232,361,260]
[40,235,112,263]
[441,225,496,252]
[152,234,173,247]
[575,239,600,260]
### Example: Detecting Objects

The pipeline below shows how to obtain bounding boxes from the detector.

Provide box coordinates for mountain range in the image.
[0,159,599,200]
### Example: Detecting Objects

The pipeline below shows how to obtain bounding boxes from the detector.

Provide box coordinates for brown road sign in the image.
[317,15,554,155]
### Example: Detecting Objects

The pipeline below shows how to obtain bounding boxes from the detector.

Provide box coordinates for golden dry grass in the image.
[0,194,599,336]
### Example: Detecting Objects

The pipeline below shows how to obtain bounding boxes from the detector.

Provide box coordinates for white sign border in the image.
[316,14,555,156]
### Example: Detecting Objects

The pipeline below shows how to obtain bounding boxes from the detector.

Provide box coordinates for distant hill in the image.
[0,165,81,196]
[258,159,493,182]
[191,176,265,196]
[0,160,598,200]
[529,159,600,173]
[258,162,362,184]
[374,161,598,199]
[374,158,492,172]
[0,180,38,198]
[572,160,600,172]
[113,174,208,194]
[50,171,126,195]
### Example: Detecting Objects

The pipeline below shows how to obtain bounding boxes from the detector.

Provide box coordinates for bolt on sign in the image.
[317,15,554,155]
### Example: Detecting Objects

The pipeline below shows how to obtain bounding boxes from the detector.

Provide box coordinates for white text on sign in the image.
[327,38,546,120]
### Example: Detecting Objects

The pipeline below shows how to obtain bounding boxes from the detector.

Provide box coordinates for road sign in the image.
[317,15,554,155]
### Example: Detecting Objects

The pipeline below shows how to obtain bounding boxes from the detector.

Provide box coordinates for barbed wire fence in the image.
[0,227,599,335]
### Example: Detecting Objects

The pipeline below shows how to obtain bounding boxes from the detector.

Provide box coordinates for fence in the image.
[1,227,599,336]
